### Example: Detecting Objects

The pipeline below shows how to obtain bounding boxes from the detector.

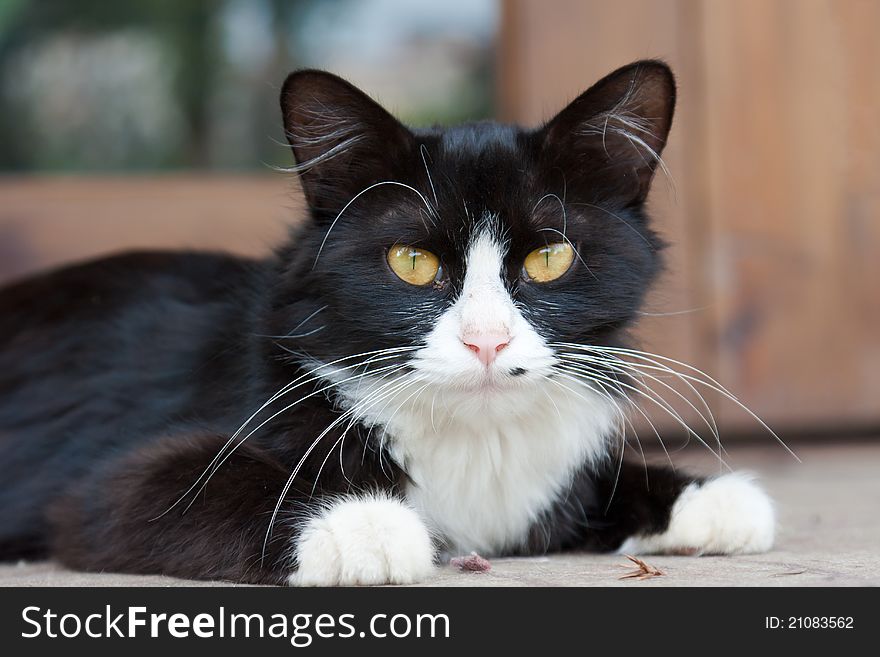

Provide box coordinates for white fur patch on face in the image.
[289,492,435,586]
[618,473,775,556]
[412,228,556,389]
[325,225,621,555]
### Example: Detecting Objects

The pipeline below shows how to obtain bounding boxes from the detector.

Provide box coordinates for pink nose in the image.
[461,332,510,367]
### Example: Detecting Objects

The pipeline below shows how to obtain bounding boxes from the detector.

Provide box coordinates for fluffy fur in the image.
[0,61,775,585]
[618,474,775,556]
[290,493,435,586]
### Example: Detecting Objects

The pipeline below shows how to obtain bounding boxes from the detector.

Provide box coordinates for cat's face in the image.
[272,62,674,403]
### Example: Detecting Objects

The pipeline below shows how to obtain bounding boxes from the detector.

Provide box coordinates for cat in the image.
[0,60,775,585]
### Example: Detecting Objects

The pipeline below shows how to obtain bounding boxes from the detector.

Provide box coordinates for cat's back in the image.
[0,251,265,555]
[0,251,255,336]
[0,249,264,423]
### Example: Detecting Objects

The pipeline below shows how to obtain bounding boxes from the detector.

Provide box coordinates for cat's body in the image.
[0,62,775,584]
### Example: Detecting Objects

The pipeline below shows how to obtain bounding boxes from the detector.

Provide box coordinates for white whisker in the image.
[559,352,720,446]
[550,342,799,462]
[262,374,420,558]
[314,181,437,267]
[554,363,729,470]
[152,346,420,520]
[420,143,439,212]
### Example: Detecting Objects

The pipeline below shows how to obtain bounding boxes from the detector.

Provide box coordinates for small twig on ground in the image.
[617,554,665,581]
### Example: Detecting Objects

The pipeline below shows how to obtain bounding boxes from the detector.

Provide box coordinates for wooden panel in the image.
[701,0,880,429]
[0,175,300,285]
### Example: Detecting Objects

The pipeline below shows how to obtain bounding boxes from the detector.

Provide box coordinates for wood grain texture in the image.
[0,175,299,285]
[701,0,880,428]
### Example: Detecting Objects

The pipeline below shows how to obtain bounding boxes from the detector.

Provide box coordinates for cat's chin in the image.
[428,377,556,413]
[459,377,518,393]
[447,371,543,396]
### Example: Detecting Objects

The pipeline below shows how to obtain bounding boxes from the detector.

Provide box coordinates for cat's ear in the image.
[538,60,675,205]
[280,70,414,211]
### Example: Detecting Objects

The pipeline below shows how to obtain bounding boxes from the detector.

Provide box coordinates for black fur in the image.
[0,61,699,583]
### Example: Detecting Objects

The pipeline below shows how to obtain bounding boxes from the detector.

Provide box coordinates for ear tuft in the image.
[280,70,412,211]
[540,60,676,204]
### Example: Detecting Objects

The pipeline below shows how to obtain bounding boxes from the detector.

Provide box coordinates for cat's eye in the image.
[523,242,575,283]
[387,244,441,286]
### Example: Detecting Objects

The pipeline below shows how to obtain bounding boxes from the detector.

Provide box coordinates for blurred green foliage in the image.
[0,0,495,172]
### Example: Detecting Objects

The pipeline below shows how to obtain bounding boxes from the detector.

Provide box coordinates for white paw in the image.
[289,493,436,586]
[619,473,775,556]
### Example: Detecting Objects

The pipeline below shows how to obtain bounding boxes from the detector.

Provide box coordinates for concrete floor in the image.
[2,443,878,587]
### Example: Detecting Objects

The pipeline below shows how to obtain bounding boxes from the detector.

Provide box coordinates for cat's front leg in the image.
[51,433,435,585]
[618,471,775,556]
[290,493,435,586]
[543,460,775,557]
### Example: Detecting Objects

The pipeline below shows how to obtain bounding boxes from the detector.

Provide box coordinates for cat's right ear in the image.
[537,60,676,206]
[280,70,414,212]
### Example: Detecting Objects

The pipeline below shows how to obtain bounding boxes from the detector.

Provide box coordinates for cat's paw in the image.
[288,493,435,586]
[619,473,775,556]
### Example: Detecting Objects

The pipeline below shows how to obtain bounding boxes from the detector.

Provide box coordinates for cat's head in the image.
[271,61,674,409]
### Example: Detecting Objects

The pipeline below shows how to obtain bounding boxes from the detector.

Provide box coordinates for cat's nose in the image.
[461,332,510,367]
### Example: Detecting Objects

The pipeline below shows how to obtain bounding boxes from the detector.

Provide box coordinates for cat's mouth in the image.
[452,366,537,394]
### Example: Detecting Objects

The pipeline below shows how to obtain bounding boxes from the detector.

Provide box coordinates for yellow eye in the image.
[387,244,441,286]
[523,242,575,282]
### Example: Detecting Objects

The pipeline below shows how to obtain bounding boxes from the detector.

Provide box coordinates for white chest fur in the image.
[384,384,618,554]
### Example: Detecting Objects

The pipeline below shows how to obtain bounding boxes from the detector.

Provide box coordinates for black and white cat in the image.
[0,61,774,585]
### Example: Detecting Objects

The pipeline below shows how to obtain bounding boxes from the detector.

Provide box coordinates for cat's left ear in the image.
[280,70,414,211]
[537,60,676,205]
